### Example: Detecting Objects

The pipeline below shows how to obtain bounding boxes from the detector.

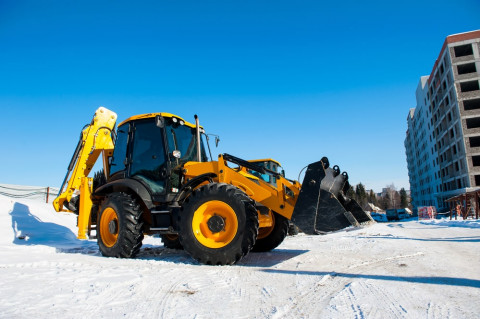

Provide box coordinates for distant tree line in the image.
[346,182,410,211]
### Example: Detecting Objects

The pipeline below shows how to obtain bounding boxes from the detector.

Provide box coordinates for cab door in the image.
[128,119,168,195]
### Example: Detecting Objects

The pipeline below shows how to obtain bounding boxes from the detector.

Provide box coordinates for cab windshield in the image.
[165,119,208,165]
[165,118,208,189]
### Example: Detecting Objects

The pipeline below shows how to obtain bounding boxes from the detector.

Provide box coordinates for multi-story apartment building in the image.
[405,30,480,211]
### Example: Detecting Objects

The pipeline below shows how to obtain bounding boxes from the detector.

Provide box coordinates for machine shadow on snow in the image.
[238,249,308,267]
[137,245,308,267]
[136,245,197,265]
[261,269,480,289]
[10,202,77,247]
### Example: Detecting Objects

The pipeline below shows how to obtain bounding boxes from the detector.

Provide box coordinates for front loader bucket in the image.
[291,157,374,235]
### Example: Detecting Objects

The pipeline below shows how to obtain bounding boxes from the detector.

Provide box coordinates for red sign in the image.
[418,206,436,220]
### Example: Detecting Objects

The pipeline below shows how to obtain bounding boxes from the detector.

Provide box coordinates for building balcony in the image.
[455,72,479,81]
[469,166,480,174]
[451,54,475,64]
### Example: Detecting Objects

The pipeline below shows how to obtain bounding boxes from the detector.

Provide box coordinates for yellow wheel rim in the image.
[257,211,275,240]
[99,207,119,248]
[191,200,238,249]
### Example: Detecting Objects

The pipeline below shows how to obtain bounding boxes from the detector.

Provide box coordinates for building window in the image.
[464,98,480,111]
[466,117,480,129]
[454,44,473,57]
[457,62,477,75]
[472,155,480,167]
[475,175,480,187]
[460,80,480,93]
[470,136,480,147]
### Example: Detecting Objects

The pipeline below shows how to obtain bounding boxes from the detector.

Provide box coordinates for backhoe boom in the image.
[53,107,117,238]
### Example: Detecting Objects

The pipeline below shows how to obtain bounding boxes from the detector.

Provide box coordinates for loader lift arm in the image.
[53,107,117,239]
[245,157,374,234]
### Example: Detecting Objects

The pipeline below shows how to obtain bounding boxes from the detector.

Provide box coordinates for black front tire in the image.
[178,183,258,265]
[252,212,289,252]
[97,192,144,258]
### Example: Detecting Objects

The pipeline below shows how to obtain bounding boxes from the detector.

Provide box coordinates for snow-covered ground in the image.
[1,195,479,318]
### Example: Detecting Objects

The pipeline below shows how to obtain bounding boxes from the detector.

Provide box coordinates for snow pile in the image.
[1,194,479,318]
[419,218,480,228]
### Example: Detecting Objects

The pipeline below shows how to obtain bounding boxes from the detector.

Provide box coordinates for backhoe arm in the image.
[53,107,117,237]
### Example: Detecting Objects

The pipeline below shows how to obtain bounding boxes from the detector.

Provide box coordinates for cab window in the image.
[110,124,129,176]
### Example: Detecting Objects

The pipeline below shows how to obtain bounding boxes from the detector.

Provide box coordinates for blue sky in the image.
[0,0,479,192]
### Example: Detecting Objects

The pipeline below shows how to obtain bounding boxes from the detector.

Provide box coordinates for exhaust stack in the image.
[194,114,201,162]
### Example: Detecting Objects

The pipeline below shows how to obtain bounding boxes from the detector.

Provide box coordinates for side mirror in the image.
[156,116,165,128]
[281,169,285,177]
[215,136,220,147]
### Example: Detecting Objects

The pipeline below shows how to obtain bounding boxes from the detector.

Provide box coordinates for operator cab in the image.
[108,113,208,202]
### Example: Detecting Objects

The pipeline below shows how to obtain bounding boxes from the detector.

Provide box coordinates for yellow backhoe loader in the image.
[54,107,373,265]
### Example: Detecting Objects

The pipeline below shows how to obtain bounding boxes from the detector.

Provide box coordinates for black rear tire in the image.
[252,212,289,252]
[161,234,183,250]
[178,183,258,265]
[97,192,144,258]
[288,221,300,236]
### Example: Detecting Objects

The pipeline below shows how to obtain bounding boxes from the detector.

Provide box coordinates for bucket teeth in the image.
[320,157,329,169]
[332,165,340,177]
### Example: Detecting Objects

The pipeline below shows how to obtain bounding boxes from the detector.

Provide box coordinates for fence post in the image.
[46,187,50,204]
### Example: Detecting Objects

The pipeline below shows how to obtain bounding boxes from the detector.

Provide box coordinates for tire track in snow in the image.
[273,271,343,318]
[327,280,412,319]
[336,283,365,319]
[273,249,427,318]
[426,301,466,319]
